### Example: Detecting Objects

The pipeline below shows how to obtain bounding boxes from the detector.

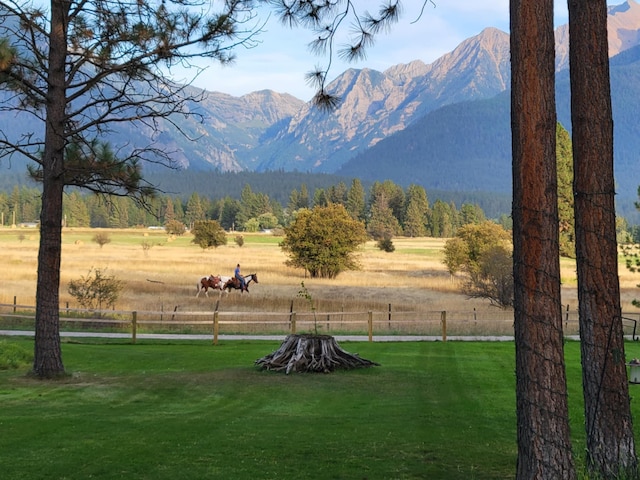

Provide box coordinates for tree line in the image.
[0,180,501,238]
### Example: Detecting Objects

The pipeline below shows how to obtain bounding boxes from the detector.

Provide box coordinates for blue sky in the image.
[177,0,583,101]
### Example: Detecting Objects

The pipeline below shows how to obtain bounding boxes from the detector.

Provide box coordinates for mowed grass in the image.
[3,339,514,479]
[2,339,640,479]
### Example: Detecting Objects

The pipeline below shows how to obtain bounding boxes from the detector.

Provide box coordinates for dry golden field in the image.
[1,227,639,336]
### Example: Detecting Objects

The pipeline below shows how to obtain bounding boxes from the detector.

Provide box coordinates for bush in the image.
[377,237,395,252]
[165,219,186,236]
[92,232,111,248]
[443,221,513,308]
[191,220,227,250]
[141,240,153,256]
[234,235,244,247]
[68,267,123,311]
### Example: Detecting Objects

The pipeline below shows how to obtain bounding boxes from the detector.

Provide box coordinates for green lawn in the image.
[1,339,639,479]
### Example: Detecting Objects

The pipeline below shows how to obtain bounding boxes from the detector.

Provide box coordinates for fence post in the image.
[291,312,296,334]
[441,311,447,342]
[388,303,392,329]
[368,311,373,342]
[13,296,16,313]
[131,311,137,344]
[213,311,219,345]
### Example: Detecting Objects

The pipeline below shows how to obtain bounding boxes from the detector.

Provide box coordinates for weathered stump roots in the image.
[255,334,380,374]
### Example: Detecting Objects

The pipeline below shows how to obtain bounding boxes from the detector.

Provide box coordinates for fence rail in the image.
[2,297,639,343]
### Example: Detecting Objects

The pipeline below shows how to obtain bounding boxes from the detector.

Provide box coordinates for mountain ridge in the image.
[2,1,640,211]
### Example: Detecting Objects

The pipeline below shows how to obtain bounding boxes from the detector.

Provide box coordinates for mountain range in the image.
[2,1,640,218]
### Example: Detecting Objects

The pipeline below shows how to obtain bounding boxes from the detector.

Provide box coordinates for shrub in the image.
[68,267,123,311]
[141,240,153,256]
[191,220,227,250]
[377,237,395,252]
[443,221,513,308]
[234,235,244,247]
[92,232,111,248]
[165,219,186,236]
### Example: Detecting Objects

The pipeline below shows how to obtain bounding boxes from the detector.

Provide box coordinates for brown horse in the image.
[196,275,223,297]
[223,273,258,293]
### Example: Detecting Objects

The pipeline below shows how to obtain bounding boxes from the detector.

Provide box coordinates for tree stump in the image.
[255,334,379,374]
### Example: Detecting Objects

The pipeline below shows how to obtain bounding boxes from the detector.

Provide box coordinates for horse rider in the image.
[235,264,246,291]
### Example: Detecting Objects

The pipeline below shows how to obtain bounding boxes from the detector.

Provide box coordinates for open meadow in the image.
[1,226,640,337]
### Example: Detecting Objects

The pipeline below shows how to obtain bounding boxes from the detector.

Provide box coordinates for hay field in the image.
[1,227,639,320]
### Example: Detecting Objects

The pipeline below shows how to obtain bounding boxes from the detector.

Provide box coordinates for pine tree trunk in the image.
[511,0,576,477]
[569,0,637,476]
[32,0,69,378]
[256,334,379,374]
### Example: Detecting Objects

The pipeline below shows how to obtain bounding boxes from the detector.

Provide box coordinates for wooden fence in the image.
[1,297,639,343]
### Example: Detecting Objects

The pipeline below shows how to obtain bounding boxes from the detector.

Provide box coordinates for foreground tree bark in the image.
[568,0,637,476]
[31,0,69,377]
[510,0,575,477]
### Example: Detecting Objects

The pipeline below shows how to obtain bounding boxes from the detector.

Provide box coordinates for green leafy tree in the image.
[312,188,329,207]
[257,212,278,230]
[288,185,309,212]
[556,123,575,258]
[185,193,206,228]
[88,197,110,228]
[367,193,402,240]
[63,192,90,227]
[346,178,366,221]
[442,221,513,308]
[442,237,468,276]
[403,184,429,237]
[428,200,457,238]
[163,198,176,224]
[458,203,486,227]
[237,185,272,230]
[215,196,240,231]
[191,220,227,250]
[496,213,513,231]
[369,180,405,226]
[327,181,348,205]
[165,219,186,236]
[280,204,368,279]
[243,218,260,232]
